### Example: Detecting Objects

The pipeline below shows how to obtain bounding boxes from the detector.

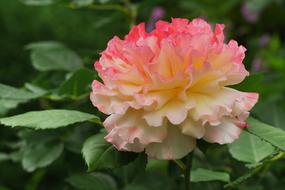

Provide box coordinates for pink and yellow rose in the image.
[90,18,259,160]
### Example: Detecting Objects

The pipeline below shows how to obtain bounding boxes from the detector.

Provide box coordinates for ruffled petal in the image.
[90,81,129,115]
[179,118,205,138]
[203,118,242,144]
[146,125,196,159]
[188,87,255,125]
[104,109,167,152]
[143,100,191,127]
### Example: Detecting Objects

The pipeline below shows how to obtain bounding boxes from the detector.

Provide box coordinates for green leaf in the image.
[247,117,285,150]
[191,168,230,183]
[228,130,275,163]
[0,83,39,100]
[0,109,99,129]
[66,173,117,190]
[114,153,147,184]
[26,41,83,72]
[0,186,10,190]
[82,133,137,171]
[123,173,175,190]
[22,142,64,172]
[24,83,47,96]
[123,185,148,190]
[19,0,54,6]
[0,153,9,162]
[71,0,94,7]
[0,83,41,115]
[254,101,285,130]
[231,73,264,93]
[58,68,96,97]
[146,160,168,174]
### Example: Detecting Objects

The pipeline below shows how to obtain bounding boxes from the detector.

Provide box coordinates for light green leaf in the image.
[0,109,99,129]
[228,130,275,163]
[66,173,117,190]
[0,83,39,100]
[191,168,230,183]
[19,0,54,6]
[0,83,41,115]
[58,68,96,97]
[26,41,83,72]
[247,117,285,150]
[82,133,137,171]
[22,142,64,172]
[24,83,47,96]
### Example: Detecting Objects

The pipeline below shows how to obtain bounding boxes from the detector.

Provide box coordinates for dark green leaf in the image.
[71,0,94,7]
[66,173,117,190]
[228,130,275,163]
[0,109,99,129]
[82,133,138,171]
[58,68,96,97]
[191,168,230,183]
[22,142,64,172]
[114,153,147,184]
[19,0,54,6]
[0,153,9,162]
[123,185,148,190]
[254,101,285,130]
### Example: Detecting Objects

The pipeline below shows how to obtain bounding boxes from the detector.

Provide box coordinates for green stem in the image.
[174,159,186,170]
[224,151,285,189]
[184,152,194,190]
[174,153,194,190]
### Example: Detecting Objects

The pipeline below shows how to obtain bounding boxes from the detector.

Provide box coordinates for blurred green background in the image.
[1,0,285,190]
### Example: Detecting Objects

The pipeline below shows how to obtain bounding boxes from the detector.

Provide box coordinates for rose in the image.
[90,18,259,160]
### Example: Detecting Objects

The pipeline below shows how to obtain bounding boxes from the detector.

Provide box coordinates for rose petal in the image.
[146,125,196,159]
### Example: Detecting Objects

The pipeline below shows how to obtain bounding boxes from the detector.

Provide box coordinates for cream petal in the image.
[203,119,242,144]
[143,100,190,127]
[146,125,196,160]
[179,118,205,139]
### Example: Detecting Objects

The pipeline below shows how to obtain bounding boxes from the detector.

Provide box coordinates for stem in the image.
[174,159,186,170]
[184,152,194,190]
[224,151,285,189]
[174,153,194,190]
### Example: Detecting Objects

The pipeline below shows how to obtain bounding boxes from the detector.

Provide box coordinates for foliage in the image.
[1,0,285,189]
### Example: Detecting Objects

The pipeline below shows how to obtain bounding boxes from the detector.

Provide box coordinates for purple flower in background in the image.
[146,6,165,32]
[241,3,259,23]
[252,57,266,72]
[259,34,270,47]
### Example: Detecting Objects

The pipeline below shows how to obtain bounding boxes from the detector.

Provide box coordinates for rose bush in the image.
[1,1,285,189]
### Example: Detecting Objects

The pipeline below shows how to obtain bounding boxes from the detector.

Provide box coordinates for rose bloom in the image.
[90,18,258,160]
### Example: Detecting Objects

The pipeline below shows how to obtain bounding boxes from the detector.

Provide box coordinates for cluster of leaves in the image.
[1,0,285,190]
